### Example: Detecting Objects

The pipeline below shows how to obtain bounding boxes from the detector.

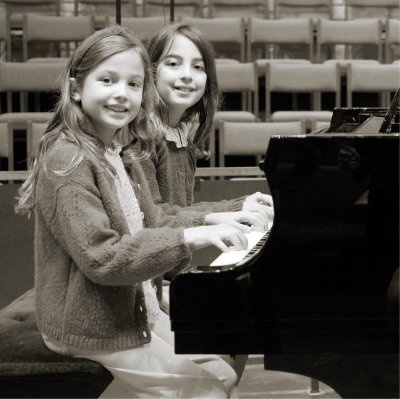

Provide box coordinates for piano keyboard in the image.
[210,226,271,267]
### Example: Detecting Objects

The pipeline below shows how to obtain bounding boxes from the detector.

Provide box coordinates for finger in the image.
[266,206,274,220]
[245,202,269,216]
[230,221,251,233]
[228,230,248,250]
[240,212,267,229]
[213,237,230,252]
[259,194,273,207]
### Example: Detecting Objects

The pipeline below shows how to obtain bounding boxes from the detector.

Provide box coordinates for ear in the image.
[69,78,81,102]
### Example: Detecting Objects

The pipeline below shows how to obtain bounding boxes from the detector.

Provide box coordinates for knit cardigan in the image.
[34,138,204,351]
[140,135,246,213]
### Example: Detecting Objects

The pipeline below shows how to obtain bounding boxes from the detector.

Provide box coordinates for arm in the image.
[43,181,192,287]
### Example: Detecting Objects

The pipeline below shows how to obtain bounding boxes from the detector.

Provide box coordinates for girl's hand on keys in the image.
[242,201,274,227]
[245,192,273,207]
[183,224,248,252]
[205,211,268,232]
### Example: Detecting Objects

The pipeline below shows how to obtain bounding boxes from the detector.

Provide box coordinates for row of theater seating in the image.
[0,14,399,63]
[2,0,399,22]
[0,59,398,170]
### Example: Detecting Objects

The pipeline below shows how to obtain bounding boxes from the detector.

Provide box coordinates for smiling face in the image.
[72,48,145,146]
[156,33,207,127]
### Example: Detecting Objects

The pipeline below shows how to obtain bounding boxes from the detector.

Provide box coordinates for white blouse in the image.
[105,141,160,329]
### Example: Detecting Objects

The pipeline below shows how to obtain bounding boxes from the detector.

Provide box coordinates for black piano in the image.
[170,102,399,398]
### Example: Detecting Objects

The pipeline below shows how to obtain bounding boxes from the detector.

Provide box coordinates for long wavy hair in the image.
[147,23,220,158]
[16,25,157,215]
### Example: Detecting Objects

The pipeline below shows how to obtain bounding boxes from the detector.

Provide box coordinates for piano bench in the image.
[0,314,113,398]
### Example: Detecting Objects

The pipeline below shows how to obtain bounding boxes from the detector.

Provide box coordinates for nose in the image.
[113,82,129,100]
[179,64,193,82]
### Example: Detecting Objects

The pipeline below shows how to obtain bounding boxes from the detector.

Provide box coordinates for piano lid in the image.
[312,88,400,134]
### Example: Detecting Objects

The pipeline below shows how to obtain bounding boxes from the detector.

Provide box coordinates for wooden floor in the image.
[238,356,340,399]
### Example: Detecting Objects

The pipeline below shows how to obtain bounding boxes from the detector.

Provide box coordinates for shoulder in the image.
[41,136,99,188]
[45,137,80,171]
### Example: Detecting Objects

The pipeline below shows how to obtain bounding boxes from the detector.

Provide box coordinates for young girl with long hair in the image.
[143,22,273,386]
[143,23,273,224]
[15,26,250,398]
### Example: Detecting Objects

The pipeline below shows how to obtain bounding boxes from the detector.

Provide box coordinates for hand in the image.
[242,201,274,227]
[243,192,274,227]
[245,192,273,207]
[205,211,267,232]
[183,224,248,252]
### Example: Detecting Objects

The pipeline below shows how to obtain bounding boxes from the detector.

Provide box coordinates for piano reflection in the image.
[170,94,399,398]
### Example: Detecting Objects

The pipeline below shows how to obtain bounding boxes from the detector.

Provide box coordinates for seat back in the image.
[143,0,203,17]
[316,18,384,62]
[3,0,61,28]
[346,63,400,107]
[0,60,65,113]
[207,0,268,18]
[219,120,305,166]
[216,62,259,117]
[107,16,169,43]
[273,0,332,20]
[1,121,48,172]
[22,14,95,61]
[385,19,400,63]
[344,0,399,20]
[265,62,341,119]
[181,17,246,62]
[26,121,48,161]
[0,15,12,61]
[0,115,53,176]
[246,17,314,63]
[74,0,137,28]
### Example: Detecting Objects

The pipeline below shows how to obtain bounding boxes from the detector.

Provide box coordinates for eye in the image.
[129,81,143,88]
[165,58,180,67]
[193,63,205,71]
[101,76,113,84]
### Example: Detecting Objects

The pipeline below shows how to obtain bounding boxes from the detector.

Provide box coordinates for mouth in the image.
[105,104,128,113]
[174,86,195,93]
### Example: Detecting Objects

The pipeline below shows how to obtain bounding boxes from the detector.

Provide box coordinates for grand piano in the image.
[170,101,399,398]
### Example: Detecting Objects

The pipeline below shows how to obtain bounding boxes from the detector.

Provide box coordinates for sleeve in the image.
[183,196,247,213]
[46,183,192,287]
[142,138,247,215]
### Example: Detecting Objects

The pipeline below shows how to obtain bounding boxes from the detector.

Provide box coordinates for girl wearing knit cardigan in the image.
[15,26,253,398]
[142,23,274,383]
[142,23,274,223]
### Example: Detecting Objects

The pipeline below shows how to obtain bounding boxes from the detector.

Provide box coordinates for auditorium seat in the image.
[344,0,399,20]
[0,61,61,172]
[385,19,400,63]
[346,63,400,107]
[273,0,333,21]
[265,63,340,130]
[2,0,60,28]
[246,17,314,76]
[207,0,268,18]
[211,62,259,166]
[181,17,246,63]
[74,0,137,28]
[143,0,203,18]
[0,60,64,114]
[107,16,168,44]
[316,18,384,64]
[22,14,95,62]
[218,119,305,167]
